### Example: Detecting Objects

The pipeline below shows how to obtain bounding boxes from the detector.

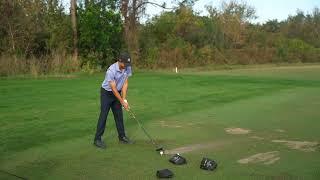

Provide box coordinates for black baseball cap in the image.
[118,52,132,66]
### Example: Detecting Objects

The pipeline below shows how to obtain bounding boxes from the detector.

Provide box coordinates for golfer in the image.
[94,52,133,149]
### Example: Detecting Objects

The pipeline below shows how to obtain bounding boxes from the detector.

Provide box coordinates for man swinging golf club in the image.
[94,52,133,149]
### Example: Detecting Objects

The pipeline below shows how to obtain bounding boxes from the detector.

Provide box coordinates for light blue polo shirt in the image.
[101,62,132,91]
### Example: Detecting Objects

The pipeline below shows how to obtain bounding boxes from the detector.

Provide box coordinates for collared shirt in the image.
[101,62,132,91]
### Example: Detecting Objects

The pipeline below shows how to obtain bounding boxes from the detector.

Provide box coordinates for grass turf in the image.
[1,65,320,179]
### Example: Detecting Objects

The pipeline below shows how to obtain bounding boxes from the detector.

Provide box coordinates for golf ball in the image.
[160,151,164,156]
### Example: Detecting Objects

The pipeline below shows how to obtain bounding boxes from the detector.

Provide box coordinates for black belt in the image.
[101,87,121,95]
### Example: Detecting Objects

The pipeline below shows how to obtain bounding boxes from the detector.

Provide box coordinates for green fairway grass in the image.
[1,65,320,179]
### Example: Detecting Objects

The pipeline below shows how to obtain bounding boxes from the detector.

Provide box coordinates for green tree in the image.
[78,1,123,68]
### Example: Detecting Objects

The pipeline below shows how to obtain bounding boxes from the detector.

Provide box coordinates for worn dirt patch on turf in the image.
[157,121,204,128]
[165,141,228,155]
[225,128,251,135]
[250,136,264,140]
[238,151,280,165]
[272,140,319,152]
[158,121,183,128]
[275,129,286,133]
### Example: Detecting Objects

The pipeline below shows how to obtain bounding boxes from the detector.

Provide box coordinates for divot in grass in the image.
[158,120,202,128]
[238,151,280,165]
[158,121,183,128]
[225,128,251,135]
[275,129,286,133]
[272,140,319,152]
[250,136,264,140]
[165,141,228,155]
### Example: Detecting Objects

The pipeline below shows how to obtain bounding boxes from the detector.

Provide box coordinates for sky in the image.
[144,0,320,23]
[62,0,320,24]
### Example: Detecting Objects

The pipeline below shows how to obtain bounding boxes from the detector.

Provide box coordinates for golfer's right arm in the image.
[109,81,129,110]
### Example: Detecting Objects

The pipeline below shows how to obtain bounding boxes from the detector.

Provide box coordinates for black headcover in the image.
[156,169,174,178]
[200,157,218,171]
[169,154,187,165]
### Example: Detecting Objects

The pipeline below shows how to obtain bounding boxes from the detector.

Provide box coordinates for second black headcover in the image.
[200,157,218,171]
[156,169,174,178]
[169,154,187,165]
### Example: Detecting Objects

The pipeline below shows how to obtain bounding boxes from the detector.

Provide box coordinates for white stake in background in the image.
[175,67,178,73]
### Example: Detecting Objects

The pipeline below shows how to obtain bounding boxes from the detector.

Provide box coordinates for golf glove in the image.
[123,99,129,110]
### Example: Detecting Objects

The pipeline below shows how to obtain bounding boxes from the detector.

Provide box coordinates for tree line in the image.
[0,0,319,76]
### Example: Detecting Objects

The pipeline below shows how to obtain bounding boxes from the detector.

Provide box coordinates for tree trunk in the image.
[7,22,16,53]
[121,0,138,58]
[129,0,138,54]
[121,0,129,44]
[71,0,78,64]
[121,0,168,59]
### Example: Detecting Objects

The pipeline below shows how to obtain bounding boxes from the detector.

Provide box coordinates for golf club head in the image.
[156,147,164,152]
[156,147,166,156]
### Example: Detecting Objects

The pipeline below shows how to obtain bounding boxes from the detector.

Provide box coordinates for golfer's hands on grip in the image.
[122,99,130,111]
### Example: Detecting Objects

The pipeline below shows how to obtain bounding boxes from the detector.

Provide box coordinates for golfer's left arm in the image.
[121,78,128,101]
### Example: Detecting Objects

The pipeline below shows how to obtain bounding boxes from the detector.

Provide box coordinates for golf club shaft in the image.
[128,109,158,146]
[0,170,27,180]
